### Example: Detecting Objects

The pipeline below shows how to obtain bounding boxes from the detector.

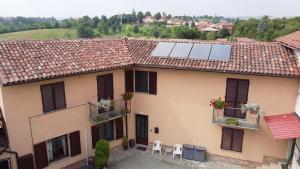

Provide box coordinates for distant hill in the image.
[0,29,77,41]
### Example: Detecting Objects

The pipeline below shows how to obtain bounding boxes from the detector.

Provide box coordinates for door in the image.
[136,114,148,145]
[97,74,114,101]
[0,159,10,169]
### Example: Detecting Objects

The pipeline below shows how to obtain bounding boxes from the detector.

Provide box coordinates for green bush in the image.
[95,140,110,169]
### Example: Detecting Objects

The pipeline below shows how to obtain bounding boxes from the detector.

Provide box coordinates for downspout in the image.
[285,138,296,168]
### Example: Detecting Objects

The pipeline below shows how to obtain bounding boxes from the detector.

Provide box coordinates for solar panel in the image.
[151,42,175,57]
[189,44,212,59]
[209,45,231,61]
[169,43,193,58]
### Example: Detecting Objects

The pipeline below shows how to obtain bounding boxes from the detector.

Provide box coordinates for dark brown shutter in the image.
[115,118,124,139]
[91,125,100,148]
[236,80,249,104]
[69,130,81,157]
[221,128,232,150]
[41,85,54,112]
[125,70,134,93]
[225,79,238,103]
[106,74,114,100]
[34,142,48,169]
[149,72,157,95]
[54,82,66,109]
[18,154,35,169]
[231,129,244,152]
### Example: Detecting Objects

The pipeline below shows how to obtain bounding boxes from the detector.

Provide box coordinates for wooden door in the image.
[136,114,148,145]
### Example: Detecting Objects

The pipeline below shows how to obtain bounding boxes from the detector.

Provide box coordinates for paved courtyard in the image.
[65,146,258,169]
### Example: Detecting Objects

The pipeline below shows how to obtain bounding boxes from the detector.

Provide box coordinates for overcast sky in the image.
[1,0,300,18]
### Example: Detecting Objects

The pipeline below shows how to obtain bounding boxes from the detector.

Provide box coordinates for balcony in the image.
[88,99,130,124]
[212,107,260,130]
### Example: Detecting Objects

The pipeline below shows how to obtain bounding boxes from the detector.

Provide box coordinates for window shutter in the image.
[236,80,249,104]
[221,128,232,150]
[125,70,134,93]
[91,125,100,148]
[54,82,66,109]
[225,79,237,103]
[231,129,244,152]
[41,85,54,112]
[34,142,48,169]
[115,118,124,139]
[106,74,114,100]
[149,72,157,95]
[69,130,81,157]
[18,154,35,169]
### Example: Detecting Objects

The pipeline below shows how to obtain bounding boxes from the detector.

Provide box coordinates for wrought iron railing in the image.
[88,99,130,124]
[212,107,260,130]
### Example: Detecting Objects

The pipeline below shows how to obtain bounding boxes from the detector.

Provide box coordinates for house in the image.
[275,30,300,169]
[0,32,299,169]
[218,22,234,33]
[143,16,154,24]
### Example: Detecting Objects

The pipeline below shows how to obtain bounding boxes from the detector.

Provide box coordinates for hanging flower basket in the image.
[241,102,264,115]
[98,99,113,112]
[210,97,226,110]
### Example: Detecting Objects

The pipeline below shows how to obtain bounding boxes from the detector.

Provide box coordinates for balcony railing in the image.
[212,107,260,130]
[88,99,130,124]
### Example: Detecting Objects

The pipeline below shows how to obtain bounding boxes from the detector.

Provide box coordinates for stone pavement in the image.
[63,146,259,169]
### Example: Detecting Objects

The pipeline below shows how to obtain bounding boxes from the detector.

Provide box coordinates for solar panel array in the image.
[151,42,232,61]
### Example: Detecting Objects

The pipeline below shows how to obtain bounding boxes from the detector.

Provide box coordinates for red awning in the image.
[264,113,300,140]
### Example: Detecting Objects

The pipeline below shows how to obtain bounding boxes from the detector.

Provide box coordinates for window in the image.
[134,71,157,95]
[91,118,124,148]
[221,127,244,152]
[135,71,148,93]
[47,135,69,163]
[100,121,114,141]
[225,78,249,118]
[0,159,11,169]
[41,82,66,113]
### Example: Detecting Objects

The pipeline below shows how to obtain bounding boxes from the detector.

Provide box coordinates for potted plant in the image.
[121,108,130,116]
[226,118,239,126]
[122,92,133,101]
[241,102,264,115]
[98,99,113,112]
[210,97,226,109]
[122,137,129,150]
[210,97,226,118]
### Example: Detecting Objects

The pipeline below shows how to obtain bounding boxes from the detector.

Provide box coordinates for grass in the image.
[0,29,78,41]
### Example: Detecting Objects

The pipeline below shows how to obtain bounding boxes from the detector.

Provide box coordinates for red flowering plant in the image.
[210,97,226,109]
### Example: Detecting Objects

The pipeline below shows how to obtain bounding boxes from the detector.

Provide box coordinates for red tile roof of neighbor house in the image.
[264,113,300,139]
[276,30,300,49]
[0,37,299,85]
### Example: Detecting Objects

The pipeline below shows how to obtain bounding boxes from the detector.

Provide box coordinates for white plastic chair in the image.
[152,140,162,156]
[172,144,183,159]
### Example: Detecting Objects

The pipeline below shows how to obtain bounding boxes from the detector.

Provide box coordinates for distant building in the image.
[143,16,154,24]
[201,27,219,32]
[218,22,234,33]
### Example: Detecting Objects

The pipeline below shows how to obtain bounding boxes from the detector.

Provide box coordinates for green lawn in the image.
[0,29,78,41]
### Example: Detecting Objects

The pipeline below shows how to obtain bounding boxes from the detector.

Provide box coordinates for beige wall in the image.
[130,68,298,163]
[1,69,125,169]
[0,67,298,168]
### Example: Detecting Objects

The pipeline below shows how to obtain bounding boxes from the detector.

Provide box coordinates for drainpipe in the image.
[285,138,296,167]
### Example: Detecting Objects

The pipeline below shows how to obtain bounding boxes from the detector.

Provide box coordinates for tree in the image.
[101,15,108,24]
[111,24,117,33]
[132,25,139,33]
[154,12,162,20]
[206,32,218,40]
[145,11,152,17]
[167,14,172,19]
[117,24,122,32]
[153,28,160,38]
[131,9,137,23]
[92,16,100,28]
[137,11,144,24]
[98,20,109,34]
[219,28,230,38]
[95,140,110,169]
[78,15,93,28]
[77,26,94,38]
[191,21,196,28]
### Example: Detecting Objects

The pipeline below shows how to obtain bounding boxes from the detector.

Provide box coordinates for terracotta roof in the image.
[0,38,299,86]
[127,39,299,77]
[276,30,300,49]
[264,113,300,140]
[0,39,133,85]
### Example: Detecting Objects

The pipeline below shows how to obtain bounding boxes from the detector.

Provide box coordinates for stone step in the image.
[256,163,282,169]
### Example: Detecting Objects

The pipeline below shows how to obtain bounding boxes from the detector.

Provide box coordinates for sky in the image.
[1,0,300,18]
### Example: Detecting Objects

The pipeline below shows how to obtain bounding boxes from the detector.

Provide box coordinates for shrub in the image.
[95,140,110,169]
